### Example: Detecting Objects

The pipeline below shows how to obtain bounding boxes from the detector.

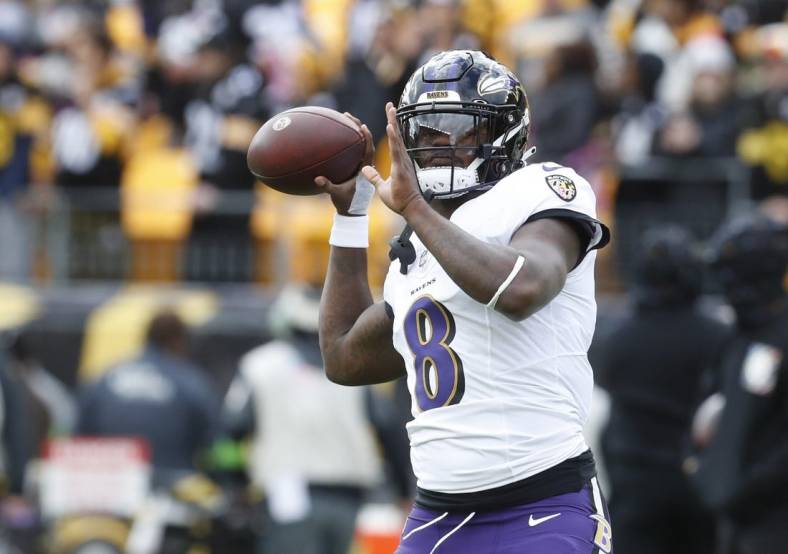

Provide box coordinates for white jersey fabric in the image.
[383,162,608,494]
[239,341,382,490]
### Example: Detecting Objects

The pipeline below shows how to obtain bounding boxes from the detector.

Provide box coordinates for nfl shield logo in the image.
[545,175,577,201]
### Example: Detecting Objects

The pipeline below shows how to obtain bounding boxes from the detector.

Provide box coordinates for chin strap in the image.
[388,190,434,275]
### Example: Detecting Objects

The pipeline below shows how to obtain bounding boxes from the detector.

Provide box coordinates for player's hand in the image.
[315,114,375,216]
[362,102,423,215]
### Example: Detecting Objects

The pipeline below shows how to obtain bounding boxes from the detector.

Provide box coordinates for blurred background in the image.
[0,0,787,552]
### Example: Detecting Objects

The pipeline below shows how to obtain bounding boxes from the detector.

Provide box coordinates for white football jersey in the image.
[383,162,608,494]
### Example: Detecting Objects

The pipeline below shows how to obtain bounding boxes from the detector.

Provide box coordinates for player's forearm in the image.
[320,247,406,384]
[320,246,373,346]
[402,199,542,319]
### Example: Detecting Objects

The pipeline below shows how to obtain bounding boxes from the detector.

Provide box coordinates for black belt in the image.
[415,450,597,513]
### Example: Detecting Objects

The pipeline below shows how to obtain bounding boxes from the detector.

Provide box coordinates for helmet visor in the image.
[402,112,491,168]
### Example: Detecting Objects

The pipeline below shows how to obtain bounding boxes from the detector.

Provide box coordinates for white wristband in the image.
[348,174,375,216]
[329,214,369,248]
[487,256,525,309]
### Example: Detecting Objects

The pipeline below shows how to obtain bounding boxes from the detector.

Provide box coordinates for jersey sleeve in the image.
[490,163,610,262]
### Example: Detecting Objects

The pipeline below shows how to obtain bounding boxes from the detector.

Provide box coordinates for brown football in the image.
[247,106,366,195]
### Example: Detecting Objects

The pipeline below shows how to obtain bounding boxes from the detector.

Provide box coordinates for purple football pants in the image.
[396,478,613,554]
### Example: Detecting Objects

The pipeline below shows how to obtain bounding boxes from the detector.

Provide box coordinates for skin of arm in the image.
[314,114,406,386]
[319,249,406,385]
[363,103,580,321]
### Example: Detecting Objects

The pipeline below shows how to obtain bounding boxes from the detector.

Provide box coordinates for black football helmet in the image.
[397,50,530,198]
[708,214,788,327]
[709,215,788,298]
[632,225,703,309]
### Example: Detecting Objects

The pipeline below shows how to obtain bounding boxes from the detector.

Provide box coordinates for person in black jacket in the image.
[77,310,220,478]
[690,213,788,554]
[596,225,731,554]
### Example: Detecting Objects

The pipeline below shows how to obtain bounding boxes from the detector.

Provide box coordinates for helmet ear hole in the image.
[494,160,510,176]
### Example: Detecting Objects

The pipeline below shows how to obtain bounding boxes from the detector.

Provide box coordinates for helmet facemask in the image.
[398,102,528,199]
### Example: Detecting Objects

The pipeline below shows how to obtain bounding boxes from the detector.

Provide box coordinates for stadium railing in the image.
[5,156,752,292]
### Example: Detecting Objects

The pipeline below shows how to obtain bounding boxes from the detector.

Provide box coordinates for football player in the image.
[316,50,612,553]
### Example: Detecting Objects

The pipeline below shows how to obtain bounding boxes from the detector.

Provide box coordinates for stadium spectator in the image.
[77,310,220,476]
[333,3,426,145]
[181,28,268,282]
[655,37,742,157]
[222,284,412,554]
[612,52,666,165]
[50,24,129,192]
[691,213,788,554]
[736,23,788,199]
[418,0,480,62]
[531,38,600,163]
[596,226,730,554]
[633,0,724,111]
[0,38,53,282]
[120,67,198,282]
[39,15,134,280]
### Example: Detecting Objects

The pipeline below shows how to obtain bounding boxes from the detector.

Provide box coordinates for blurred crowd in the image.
[0,0,785,286]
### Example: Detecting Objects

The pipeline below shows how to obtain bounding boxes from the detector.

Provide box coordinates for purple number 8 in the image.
[404,296,465,411]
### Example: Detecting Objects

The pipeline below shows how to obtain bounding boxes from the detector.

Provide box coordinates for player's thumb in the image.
[362,165,384,188]
[315,176,347,195]
[314,176,333,190]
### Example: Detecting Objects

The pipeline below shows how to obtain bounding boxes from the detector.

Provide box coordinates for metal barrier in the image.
[0,157,754,291]
[3,186,393,287]
[8,188,273,284]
